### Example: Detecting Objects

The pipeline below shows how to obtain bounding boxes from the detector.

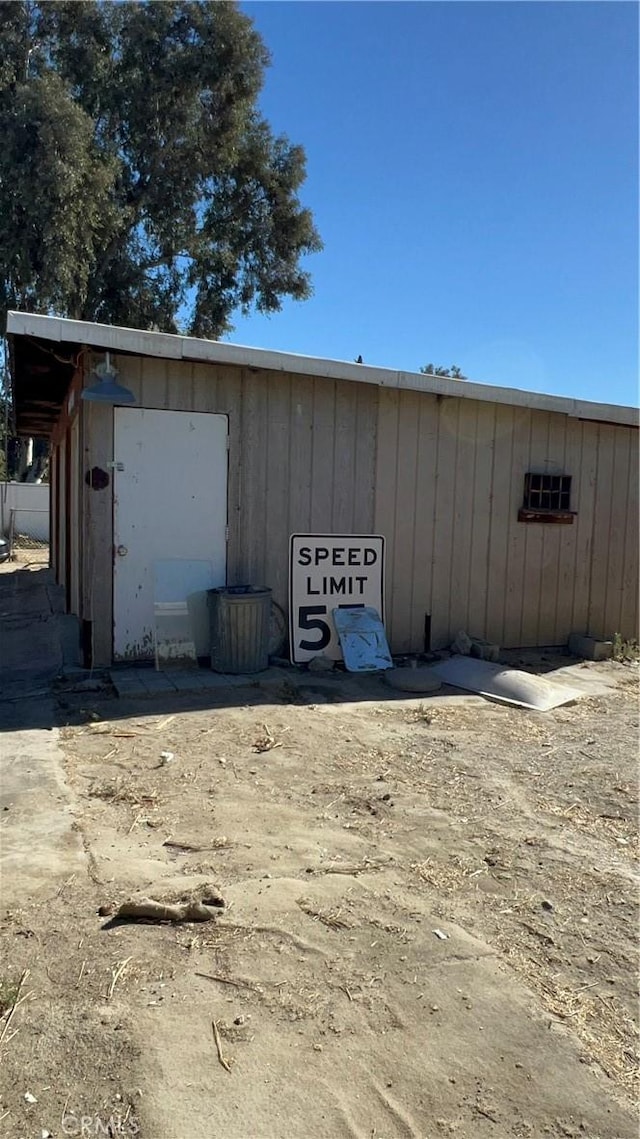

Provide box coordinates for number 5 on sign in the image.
[298,606,332,652]
[289,534,385,664]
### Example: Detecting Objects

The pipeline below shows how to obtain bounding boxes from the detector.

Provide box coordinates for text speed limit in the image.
[289,534,385,663]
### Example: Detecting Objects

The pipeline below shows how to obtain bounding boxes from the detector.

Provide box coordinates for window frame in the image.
[518,472,575,524]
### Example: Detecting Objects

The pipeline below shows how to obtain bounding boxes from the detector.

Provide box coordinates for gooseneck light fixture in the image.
[81,351,136,404]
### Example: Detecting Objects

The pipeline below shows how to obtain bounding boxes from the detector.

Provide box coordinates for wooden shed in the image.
[7,312,638,668]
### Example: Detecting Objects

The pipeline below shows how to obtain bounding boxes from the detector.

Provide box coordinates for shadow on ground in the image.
[0,561,618,734]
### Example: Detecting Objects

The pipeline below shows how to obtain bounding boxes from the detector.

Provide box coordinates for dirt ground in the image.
[0,659,638,1139]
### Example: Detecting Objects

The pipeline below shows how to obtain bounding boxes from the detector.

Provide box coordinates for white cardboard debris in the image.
[331,607,393,672]
[429,656,584,711]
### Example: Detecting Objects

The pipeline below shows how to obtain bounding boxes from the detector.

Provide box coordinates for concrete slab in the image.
[0,565,86,901]
[111,676,148,698]
[166,671,205,692]
[0,566,63,699]
[110,666,263,697]
[106,655,629,711]
[138,671,178,695]
[197,671,252,689]
[0,709,86,902]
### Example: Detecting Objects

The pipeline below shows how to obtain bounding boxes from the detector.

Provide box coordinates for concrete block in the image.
[451,632,500,662]
[568,634,613,662]
[469,637,500,662]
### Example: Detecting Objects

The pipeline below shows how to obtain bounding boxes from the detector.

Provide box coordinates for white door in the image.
[113,408,228,661]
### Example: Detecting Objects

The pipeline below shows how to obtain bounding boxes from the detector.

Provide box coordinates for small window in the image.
[519,473,574,523]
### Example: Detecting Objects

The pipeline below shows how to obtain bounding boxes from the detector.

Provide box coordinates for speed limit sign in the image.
[289,534,385,663]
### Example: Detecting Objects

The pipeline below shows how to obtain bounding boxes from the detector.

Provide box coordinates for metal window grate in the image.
[523,473,571,512]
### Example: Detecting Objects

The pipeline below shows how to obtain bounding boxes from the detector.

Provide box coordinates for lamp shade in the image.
[81,355,136,404]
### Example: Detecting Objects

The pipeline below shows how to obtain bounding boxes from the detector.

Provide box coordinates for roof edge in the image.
[6,311,638,428]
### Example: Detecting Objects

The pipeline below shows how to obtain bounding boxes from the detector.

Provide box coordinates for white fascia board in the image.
[6,311,638,427]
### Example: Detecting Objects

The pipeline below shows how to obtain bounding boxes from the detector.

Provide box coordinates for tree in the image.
[420,364,467,379]
[0,0,322,337]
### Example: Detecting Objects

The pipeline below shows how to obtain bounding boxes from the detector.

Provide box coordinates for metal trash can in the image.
[207,586,272,674]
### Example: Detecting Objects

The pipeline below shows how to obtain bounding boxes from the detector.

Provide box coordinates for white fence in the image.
[0,482,50,542]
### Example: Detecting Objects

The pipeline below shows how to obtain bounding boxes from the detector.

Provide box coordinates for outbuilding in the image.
[6,311,638,668]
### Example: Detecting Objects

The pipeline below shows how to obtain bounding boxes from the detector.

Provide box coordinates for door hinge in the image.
[226,435,231,451]
[225,525,230,542]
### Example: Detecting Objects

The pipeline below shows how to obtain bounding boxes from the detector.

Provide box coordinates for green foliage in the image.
[0,1,322,336]
[420,364,467,379]
[612,634,640,664]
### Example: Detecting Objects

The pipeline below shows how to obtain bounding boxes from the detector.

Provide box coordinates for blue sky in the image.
[228,1,638,406]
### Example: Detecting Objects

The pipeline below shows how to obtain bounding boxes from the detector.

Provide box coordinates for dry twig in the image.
[196,972,261,993]
[116,895,224,923]
[476,1105,498,1124]
[154,715,176,731]
[128,813,143,835]
[107,957,132,1001]
[197,973,242,989]
[212,1019,232,1072]
[163,840,205,852]
[0,969,31,1047]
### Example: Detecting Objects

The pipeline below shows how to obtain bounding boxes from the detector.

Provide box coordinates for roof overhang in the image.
[6,311,639,432]
[7,325,79,437]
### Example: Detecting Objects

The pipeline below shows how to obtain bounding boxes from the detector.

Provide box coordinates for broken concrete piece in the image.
[568,634,613,662]
[452,630,500,661]
[451,630,473,655]
[470,637,500,663]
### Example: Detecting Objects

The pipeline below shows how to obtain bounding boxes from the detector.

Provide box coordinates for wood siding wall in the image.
[374,389,638,651]
[50,370,84,620]
[79,354,638,664]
